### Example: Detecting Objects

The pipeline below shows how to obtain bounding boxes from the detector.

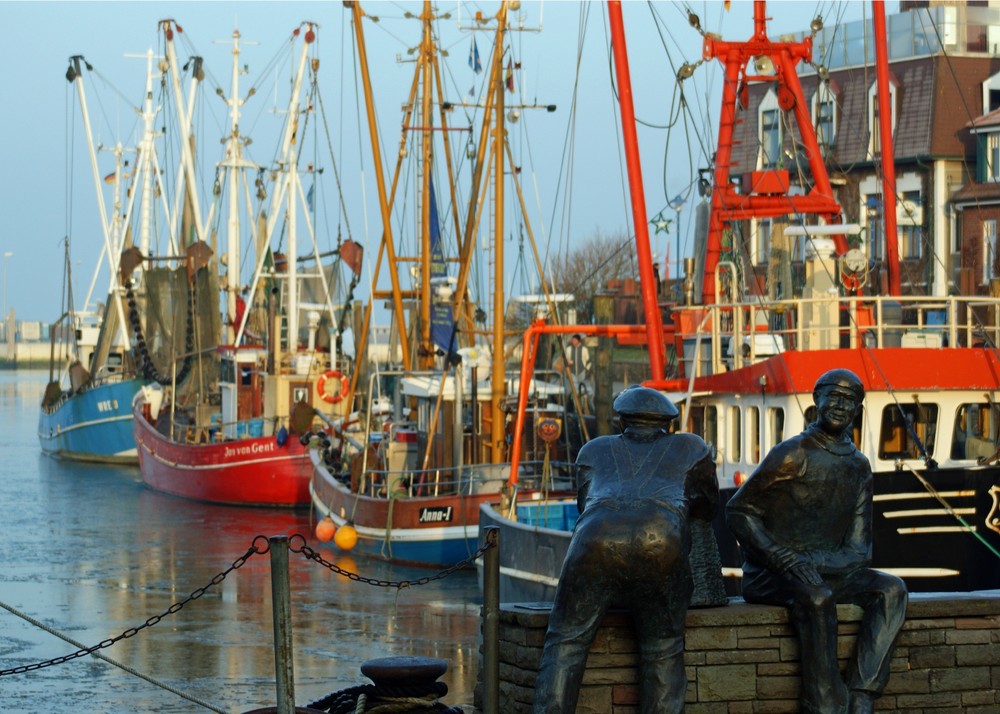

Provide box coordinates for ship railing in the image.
[674,293,1000,377]
[274,351,352,380]
[358,459,577,500]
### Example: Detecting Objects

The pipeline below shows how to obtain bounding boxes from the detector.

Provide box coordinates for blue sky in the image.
[0,1,880,324]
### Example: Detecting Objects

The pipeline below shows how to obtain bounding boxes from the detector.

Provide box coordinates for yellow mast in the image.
[346,1,412,371]
[419,0,435,370]
[488,1,509,464]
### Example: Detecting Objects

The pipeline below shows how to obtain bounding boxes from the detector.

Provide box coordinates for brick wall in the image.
[478,592,1000,713]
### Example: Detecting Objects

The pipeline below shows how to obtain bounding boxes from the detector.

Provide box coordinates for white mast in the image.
[67,56,131,350]
[264,26,313,354]
[162,21,207,246]
[217,29,259,345]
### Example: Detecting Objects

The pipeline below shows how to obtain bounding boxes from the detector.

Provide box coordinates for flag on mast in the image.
[505,58,514,92]
[468,36,482,74]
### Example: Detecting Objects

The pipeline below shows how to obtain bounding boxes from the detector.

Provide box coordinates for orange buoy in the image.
[334,523,358,551]
[315,516,336,542]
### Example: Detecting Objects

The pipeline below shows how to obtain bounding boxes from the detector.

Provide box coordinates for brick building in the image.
[726,1,1000,298]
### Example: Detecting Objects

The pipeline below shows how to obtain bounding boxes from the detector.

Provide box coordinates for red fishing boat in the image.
[129,21,358,507]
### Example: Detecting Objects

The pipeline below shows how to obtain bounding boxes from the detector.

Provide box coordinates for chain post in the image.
[482,526,500,714]
[269,535,295,714]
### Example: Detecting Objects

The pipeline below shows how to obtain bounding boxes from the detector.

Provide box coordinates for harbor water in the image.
[0,371,481,713]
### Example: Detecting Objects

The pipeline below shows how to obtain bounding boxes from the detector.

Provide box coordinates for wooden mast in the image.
[419,0,435,369]
[488,1,510,465]
[346,1,412,371]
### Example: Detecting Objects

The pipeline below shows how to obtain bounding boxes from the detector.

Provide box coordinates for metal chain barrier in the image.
[288,533,493,590]
[1,532,496,677]
[0,536,268,677]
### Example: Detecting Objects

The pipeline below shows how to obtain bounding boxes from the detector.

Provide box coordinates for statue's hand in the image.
[770,547,823,586]
[787,561,824,586]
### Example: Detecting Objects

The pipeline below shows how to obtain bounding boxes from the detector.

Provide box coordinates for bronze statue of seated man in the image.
[726,368,908,714]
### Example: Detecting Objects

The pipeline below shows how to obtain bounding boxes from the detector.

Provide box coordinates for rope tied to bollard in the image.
[306,681,462,714]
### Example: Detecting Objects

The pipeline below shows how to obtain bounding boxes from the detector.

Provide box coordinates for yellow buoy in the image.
[315,516,336,542]
[334,523,358,551]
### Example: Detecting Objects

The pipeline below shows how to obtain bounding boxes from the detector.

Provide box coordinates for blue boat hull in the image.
[38,378,143,464]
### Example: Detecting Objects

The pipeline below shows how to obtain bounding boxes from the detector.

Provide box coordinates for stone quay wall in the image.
[477,592,1000,713]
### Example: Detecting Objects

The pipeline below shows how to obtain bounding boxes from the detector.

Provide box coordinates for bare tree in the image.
[549,229,636,323]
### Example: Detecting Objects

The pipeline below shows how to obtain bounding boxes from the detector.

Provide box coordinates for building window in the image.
[983,219,998,285]
[865,195,884,262]
[987,134,1000,182]
[980,70,1000,113]
[898,190,924,259]
[758,90,782,169]
[756,218,772,266]
[812,82,837,155]
[868,80,897,158]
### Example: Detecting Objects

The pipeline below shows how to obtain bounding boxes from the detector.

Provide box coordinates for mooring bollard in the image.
[482,526,499,714]
[269,535,295,714]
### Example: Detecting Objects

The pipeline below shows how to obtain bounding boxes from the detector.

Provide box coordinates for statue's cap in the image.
[613,385,679,421]
[814,368,864,399]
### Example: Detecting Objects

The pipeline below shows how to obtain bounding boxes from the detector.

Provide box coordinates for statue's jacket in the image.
[726,425,873,581]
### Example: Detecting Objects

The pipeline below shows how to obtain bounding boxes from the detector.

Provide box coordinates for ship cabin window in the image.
[805,405,864,448]
[951,401,1000,461]
[747,406,761,465]
[220,357,236,384]
[729,406,742,463]
[685,404,719,461]
[220,357,254,387]
[106,352,123,373]
[878,403,938,460]
[417,401,431,433]
[766,407,785,451]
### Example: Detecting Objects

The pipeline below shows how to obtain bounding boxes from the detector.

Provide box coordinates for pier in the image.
[479,593,1000,712]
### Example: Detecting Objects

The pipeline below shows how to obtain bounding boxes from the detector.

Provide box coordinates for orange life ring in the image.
[317,370,348,404]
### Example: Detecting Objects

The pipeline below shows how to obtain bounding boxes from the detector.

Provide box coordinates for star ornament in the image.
[651,211,672,234]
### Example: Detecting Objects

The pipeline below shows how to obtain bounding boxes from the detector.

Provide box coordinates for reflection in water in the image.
[1,371,481,713]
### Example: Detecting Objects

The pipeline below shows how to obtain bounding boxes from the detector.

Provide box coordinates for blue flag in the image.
[428,179,456,356]
[468,37,482,74]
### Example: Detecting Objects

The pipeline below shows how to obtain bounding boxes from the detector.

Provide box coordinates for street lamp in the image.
[2,252,12,320]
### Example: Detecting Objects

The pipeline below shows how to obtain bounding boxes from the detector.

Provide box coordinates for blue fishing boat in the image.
[39,367,144,463]
[38,54,156,463]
